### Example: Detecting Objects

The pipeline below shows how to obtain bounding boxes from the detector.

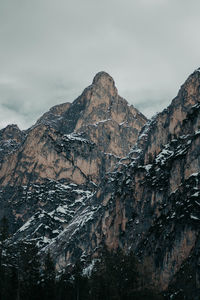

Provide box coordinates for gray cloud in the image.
[0,0,200,129]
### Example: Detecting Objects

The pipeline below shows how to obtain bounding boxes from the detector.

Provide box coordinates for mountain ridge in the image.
[0,69,200,299]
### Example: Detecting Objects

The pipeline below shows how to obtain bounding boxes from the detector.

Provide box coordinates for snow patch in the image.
[190,214,200,220]
[192,192,199,197]
[19,217,34,232]
[83,260,96,276]
[144,164,152,172]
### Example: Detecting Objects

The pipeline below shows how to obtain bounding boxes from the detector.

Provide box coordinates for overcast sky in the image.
[0,0,200,129]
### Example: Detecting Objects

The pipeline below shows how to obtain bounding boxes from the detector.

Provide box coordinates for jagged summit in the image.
[92,71,115,86]
[0,71,147,187]
[91,71,118,97]
[0,124,23,141]
[2,124,20,132]
[34,72,147,157]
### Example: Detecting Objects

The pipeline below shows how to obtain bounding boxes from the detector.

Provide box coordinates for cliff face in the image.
[0,72,145,187]
[0,124,25,164]
[1,69,200,298]
[0,71,146,231]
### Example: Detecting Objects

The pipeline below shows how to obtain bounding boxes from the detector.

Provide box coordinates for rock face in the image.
[0,72,145,187]
[0,71,146,230]
[0,124,25,163]
[1,69,200,298]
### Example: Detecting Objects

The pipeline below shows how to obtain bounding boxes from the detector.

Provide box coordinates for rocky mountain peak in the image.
[92,71,115,86]
[0,72,147,187]
[92,71,118,97]
[1,68,200,298]
[0,124,23,142]
[178,67,200,105]
[1,123,20,133]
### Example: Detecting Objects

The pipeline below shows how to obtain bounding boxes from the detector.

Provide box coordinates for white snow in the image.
[42,236,51,244]
[192,192,199,197]
[56,206,67,214]
[179,214,185,218]
[138,133,147,140]
[49,205,100,247]
[195,129,200,135]
[52,230,60,234]
[74,197,85,204]
[131,148,142,154]
[189,173,199,177]
[53,216,65,222]
[144,164,152,172]
[190,214,200,220]
[32,224,43,234]
[170,188,178,195]
[126,179,132,184]
[155,147,174,165]
[48,190,55,194]
[83,260,96,276]
[175,149,187,156]
[95,119,111,125]
[171,212,176,218]
[138,119,152,141]
[39,213,45,219]
[64,133,89,143]
[179,134,190,139]
[75,189,93,198]
[18,216,34,232]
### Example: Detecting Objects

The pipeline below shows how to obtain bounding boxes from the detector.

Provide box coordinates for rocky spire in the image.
[92,71,118,97]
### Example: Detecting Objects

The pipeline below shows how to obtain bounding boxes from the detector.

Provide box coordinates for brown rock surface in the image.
[1,69,200,298]
[0,72,146,187]
[41,69,200,297]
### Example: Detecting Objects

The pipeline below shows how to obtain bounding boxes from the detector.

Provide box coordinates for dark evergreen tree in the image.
[90,248,139,300]
[0,216,9,300]
[0,216,165,300]
[69,260,89,300]
[2,266,18,300]
[56,269,74,300]
[0,216,9,242]
[15,241,41,300]
[42,250,56,300]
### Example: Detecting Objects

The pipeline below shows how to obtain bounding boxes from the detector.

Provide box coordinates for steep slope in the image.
[0,124,25,164]
[2,69,200,298]
[0,72,146,187]
[36,71,145,157]
[0,71,146,234]
[28,69,199,298]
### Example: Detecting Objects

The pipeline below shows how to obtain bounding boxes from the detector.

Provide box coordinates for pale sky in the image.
[0,0,200,129]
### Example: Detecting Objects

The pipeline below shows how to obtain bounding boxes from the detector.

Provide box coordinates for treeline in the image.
[0,216,165,300]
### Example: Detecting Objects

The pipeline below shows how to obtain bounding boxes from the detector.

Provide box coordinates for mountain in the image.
[0,69,200,298]
[0,71,146,238]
